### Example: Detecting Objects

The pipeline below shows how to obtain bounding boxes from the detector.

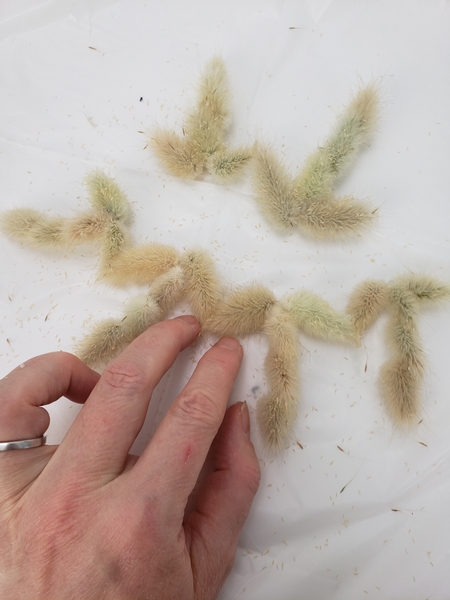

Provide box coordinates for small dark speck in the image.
[251,385,259,394]
[140,97,143,102]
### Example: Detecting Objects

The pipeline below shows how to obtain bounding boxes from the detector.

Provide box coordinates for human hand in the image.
[0,316,260,599]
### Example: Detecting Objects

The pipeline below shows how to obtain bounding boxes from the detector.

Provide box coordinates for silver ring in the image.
[0,435,47,452]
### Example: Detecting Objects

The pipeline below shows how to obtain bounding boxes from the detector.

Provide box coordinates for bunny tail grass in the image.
[396,274,450,304]
[86,171,132,224]
[150,129,201,179]
[77,269,186,368]
[119,269,185,343]
[281,290,354,343]
[180,249,221,323]
[99,244,180,286]
[379,357,423,425]
[252,145,300,229]
[121,295,163,341]
[185,56,231,157]
[63,211,109,245]
[149,266,186,313]
[206,284,276,337]
[151,57,251,184]
[297,195,375,240]
[208,146,253,182]
[257,305,300,452]
[77,319,130,368]
[293,152,334,202]
[193,56,230,126]
[293,84,379,201]
[101,221,130,265]
[321,83,379,178]
[387,287,424,365]
[347,280,390,337]
[1,208,66,250]
[380,286,425,425]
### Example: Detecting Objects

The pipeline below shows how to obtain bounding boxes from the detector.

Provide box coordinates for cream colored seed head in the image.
[102,244,180,287]
[347,279,390,337]
[77,319,129,369]
[379,356,423,426]
[122,295,163,341]
[150,129,201,180]
[258,305,300,452]
[252,145,300,229]
[180,249,221,323]
[206,284,276,338]
[0,208,65,250]
[150,266,186,313]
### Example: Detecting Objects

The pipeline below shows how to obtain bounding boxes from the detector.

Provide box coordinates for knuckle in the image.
[100,361,146,394]
[175,389,220,428]
[54,351,84,371]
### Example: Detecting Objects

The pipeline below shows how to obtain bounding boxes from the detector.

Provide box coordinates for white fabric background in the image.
[1,1,450,598]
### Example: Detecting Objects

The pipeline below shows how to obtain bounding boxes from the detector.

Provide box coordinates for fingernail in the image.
[240,401,250,437]
[174,315,199,326]
[216,337,240,350]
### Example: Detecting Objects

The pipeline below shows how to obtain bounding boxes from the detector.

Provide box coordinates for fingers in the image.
[0,352,100,441]
[55,316,201,480]
[185,402,261,597]
[130,336,244,511]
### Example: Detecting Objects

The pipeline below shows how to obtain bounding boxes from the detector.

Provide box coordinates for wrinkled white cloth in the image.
[1,2,450,598]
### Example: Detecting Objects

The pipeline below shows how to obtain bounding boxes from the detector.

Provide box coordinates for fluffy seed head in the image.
[149,266,186,313]
[63,210,109,245]
[294,83,379,202]
[293,151,334,202]
[297,195,375,240]
[86,171,132,224]
[206,284,276,337]
[1,208,65,250]
[324,83,380,177]
[257,305,299,452]
[347,280,390,337]
[77,319,128,368]
[185,56,231,154]
[252,145,300,229]
[379,357,423,425]
[208,146,253,182]
[180,249,221,323]
[394,274,450,305]
[101,221,129,264]
[150,129,202,179]
[282,290,355,343]
[122,295,163,341]
[101,244,180,286]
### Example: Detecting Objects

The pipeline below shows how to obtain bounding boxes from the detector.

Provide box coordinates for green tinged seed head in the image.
[86,171,132,224]
[282,290,355,343]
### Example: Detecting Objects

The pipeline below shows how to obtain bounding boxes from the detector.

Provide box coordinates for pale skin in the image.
[0,315,261,599]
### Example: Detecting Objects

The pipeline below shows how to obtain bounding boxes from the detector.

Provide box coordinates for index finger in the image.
[0,352,100,442]
[52,316,201,480]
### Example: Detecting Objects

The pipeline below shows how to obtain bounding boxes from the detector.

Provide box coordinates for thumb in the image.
[184,402,260,597]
